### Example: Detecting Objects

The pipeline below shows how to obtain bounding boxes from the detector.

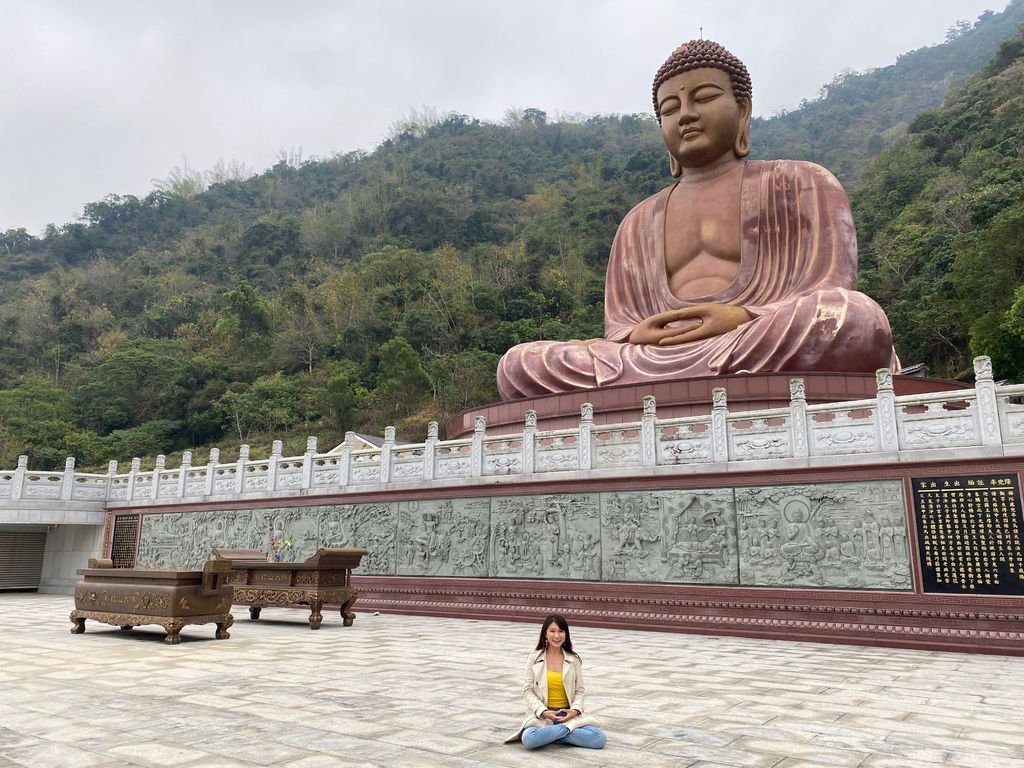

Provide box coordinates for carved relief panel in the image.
[489,494,601,579]
[601,489,737,584]
[736,481,910,589]
[397,498,490,577]
[316,503,396,575]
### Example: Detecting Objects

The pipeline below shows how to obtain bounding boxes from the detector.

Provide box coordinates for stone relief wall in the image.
[137,480,911,590]
[736,484,911,589]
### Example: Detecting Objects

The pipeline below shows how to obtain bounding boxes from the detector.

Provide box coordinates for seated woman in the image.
[505,614,607,749]
[496,39,898,400]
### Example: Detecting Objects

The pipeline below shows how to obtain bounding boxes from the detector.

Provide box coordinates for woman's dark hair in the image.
[535,613,579,658]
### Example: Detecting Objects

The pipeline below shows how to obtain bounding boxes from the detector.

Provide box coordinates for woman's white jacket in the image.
[505,648,601,742]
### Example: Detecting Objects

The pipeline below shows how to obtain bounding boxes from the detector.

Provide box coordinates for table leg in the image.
[308,597,324,629]
[339,592,357,627]
[163,619,184,645]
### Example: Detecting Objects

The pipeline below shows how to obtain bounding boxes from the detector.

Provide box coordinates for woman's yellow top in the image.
[546,669,569,708]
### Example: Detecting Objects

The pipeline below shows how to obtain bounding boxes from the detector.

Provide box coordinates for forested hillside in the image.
[1,4,1021,470]
[0,114,667,468]
[855,22,1024,381]
[751,0,1024,187]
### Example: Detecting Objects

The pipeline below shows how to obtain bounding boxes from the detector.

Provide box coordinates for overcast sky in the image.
[1,0,1010,235]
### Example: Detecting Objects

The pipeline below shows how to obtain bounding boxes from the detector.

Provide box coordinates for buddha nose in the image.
[679,103,699,122]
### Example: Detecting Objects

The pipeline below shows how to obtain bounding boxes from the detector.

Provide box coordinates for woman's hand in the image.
[553,709,579,723]
[628,304,752,346]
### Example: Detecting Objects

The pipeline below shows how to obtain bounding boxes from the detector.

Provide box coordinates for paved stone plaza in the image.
[1,593,1023,767]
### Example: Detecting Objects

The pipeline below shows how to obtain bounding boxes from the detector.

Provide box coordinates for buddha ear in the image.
[668,152,682,178]
[734,97,752,158]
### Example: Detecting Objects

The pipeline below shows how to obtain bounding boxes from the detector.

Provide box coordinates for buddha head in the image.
[652,39,752,176]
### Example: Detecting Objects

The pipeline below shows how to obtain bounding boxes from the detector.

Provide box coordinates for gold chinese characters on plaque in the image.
[912,474,1024,594]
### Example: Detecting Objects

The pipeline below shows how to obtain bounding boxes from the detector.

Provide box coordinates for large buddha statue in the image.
[496,39,898,401]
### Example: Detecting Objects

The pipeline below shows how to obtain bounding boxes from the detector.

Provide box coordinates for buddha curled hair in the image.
[652,39,752,118]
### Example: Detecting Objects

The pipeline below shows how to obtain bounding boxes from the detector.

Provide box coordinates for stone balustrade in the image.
[3,357,1023,508]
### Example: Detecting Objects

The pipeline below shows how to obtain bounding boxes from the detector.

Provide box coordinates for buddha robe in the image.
[497,160,897,400]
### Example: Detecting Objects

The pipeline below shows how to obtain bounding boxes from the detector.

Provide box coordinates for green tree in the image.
[215,373,300,441]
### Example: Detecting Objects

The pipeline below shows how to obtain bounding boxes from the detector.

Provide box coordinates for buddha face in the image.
[656,67,751,175]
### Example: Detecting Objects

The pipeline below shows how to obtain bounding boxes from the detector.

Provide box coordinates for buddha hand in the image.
[628,304,752,346]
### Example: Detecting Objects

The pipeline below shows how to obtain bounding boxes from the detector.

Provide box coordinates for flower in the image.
[268,536,293,554]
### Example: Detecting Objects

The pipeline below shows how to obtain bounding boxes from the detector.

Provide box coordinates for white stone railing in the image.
[3,357,1022,508]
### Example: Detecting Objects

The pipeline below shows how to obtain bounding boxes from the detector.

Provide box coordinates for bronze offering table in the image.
[70,558,234,644]
[212,548,367,629]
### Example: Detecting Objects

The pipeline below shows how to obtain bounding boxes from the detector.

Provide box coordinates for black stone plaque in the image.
[912,474,1024,595]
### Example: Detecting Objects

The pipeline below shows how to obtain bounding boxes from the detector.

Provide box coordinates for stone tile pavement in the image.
[1,593,1023,767]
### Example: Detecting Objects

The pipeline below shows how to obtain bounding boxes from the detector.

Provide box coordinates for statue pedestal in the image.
[448,371,965,438]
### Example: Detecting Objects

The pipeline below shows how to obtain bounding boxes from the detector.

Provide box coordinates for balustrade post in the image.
[205,449,220,496]
[423,422,438,481]
[579,403,594,470]
[641,395,657,466]
[973,355,1003,446]
[269,440,282,491]
[523,410,537,475]
[471,416,485,477]
[875,369,899,452]
[127,457,141,502]
[301,436,317,490]
[177,451,191,498]
[789,378,809,459]
[153,455,165,499]
[11,455,27,501]
[60,456,75,501]
[336,432,354,487]
[106,460,117,502]
[380,426,395,483]
[711,388,729,463]
[235,446,249,494]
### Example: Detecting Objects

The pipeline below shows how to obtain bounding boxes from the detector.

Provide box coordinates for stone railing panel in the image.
[275,459,305,490]
[897,395,979,450]
[211,467,236,496]
[997,387,1024,446]
[434,441,472,480]
[390,446,426,482]
[23,471,64,500]
[482,437,522,476]
[534,430,580,473]
[107,476,129,501]
[155,470,180,499]
[592,425,645,469]
[71,474,111,501]
[241,461,270,493]
[655,420,713,466]
[310,456,344,488]
[349,449,382,485]
[807,402,881,456]
[132,472,155,500]
[727,412,793,461]
[0,471,14,497]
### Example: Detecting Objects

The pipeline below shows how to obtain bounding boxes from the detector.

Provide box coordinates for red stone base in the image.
[447,372,967,438]
[352,576,1024,656]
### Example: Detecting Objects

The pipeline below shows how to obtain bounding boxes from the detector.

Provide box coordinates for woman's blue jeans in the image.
[521,723,607,749]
